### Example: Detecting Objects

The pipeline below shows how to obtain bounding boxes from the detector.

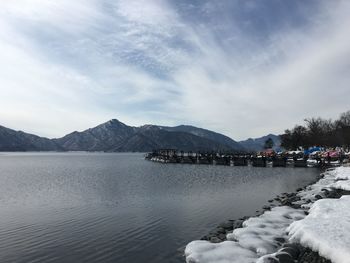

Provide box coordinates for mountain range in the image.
[0,119,252,152]
[238,134,282,152]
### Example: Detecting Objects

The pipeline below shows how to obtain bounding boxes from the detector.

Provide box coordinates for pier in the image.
[145,149,349,168]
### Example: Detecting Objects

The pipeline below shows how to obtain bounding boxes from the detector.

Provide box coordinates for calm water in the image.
[0,153,319,263]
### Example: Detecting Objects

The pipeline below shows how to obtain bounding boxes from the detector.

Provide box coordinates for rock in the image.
[218,221,233,230]
[281,199,292,206]
[261,257,279,263]
[290,203,301,209]
[233,219,244,229]
[282,243,300,250]
[209,236,222,243]
[216,227,226,234]
[280,247,300,259]
[297,246,332,263]
[315,194,323,200]
[263,205,271,210]
[218,233,226,240]
[275,252,294,263]
[289,196,301,202]
[274,237,285,243]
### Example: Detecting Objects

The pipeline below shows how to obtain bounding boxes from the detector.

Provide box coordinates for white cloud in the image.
[0,0,349,140]
[166,0,350,139]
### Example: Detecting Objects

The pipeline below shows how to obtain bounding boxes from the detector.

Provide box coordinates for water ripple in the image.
[0,153,319,263]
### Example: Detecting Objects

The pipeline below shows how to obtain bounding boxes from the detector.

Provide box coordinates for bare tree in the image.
[280,110,350,150]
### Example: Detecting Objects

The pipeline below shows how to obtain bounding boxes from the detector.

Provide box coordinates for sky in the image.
[0,0,350,140]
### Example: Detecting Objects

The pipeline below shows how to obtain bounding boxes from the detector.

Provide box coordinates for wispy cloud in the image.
[0,0,349,139]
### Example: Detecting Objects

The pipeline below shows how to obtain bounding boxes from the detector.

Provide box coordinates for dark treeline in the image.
[281,111,350,150]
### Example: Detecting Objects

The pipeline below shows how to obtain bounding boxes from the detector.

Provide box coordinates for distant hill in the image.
[160,125,245,151]
[239,134,282,152]
[0,125,61,151]
[0,120,244,152]
[115,125,236,152]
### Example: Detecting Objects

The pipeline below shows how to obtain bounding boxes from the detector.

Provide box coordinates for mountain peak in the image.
[108,118,122,124]
[103,119,128,128]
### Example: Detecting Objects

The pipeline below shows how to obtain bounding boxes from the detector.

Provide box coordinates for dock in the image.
[145,149,348,168]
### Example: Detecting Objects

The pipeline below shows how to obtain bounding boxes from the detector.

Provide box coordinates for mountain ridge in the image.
[160,125,244,151]
[239,133,281,152]
[0,125,62,151]
[0,120,245,152]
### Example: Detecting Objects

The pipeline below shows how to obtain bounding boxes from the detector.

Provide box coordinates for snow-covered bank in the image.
[295,166,350,207]
[186,207,305,263]
[185,167,350,263]
[288,196,350,263]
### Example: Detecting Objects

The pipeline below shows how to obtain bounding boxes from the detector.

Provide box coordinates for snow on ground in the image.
[288,195,350,263]
[185,167,350,263]
[227,207,304,254]
[330,166,350,191]
[333,166,350,180]
[185,241,257,263]
[185,206,305,263]
[296,166,350,208]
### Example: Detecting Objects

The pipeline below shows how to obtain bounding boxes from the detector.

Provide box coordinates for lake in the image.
[0,152,319,263]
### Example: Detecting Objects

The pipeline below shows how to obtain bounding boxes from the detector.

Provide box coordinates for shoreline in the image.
[185,166,350,263]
